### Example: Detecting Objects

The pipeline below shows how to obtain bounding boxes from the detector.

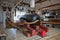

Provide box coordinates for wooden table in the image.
[41,18,60,26]
[0,30,6,40]
[40,21,60,27]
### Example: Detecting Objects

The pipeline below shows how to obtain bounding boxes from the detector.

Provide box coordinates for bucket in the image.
[7,28,17,40]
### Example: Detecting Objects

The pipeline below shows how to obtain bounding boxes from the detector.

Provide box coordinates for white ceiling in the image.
[1,0,59,10]
[0,0,21,7]
[0,0,39,7]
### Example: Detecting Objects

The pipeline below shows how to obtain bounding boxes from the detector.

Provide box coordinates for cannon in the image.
[20,13,40,26]
[20,13,48,37]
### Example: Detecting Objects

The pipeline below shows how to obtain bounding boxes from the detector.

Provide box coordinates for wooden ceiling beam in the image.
[35,0,48,4]
[41,3,60,9]
[17,0,30,7]
[12,0,22,9]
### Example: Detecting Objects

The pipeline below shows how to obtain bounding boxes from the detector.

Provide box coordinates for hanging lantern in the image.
[8,7,12,11]
[2,6,7,11]
[30,0,35,8]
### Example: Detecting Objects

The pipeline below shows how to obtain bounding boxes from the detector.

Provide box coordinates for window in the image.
[14,10,26,22]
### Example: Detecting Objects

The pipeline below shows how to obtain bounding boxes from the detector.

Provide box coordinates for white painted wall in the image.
[2,12,6,29]
[0,6,6,29]
[0,11,3,22]
[0,6,3,22]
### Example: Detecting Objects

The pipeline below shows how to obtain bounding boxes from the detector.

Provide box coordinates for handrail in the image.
[24,20,39,24]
